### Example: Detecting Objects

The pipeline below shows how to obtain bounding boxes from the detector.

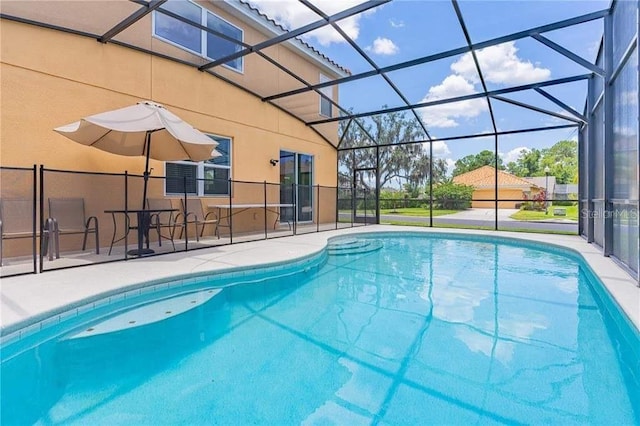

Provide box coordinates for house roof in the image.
[525,176,556,192]
[453,166,540,189]
[230,0,351,77]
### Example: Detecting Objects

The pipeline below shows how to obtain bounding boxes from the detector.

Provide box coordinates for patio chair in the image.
[178,198,219,241]
[147,198,179,251]
[48,197,99,255]
[0,198,57,265]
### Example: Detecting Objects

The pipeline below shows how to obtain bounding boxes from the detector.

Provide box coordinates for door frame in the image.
[279,150,314,224]
[353,167,378,224]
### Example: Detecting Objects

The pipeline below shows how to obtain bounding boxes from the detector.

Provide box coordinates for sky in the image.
[247,0,609,174]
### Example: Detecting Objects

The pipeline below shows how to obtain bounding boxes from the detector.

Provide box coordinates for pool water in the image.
[2,234,639,424]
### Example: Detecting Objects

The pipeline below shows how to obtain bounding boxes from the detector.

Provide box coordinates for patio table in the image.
[105,208,177,256]
[207,203,294,234]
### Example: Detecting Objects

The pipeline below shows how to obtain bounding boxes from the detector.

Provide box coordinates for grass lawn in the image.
[510,205,578,221]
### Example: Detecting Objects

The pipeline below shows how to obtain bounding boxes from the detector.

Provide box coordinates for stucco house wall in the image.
[0,2,345,254]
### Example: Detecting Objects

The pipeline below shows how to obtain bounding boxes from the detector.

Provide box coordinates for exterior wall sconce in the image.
[270,158,279,166]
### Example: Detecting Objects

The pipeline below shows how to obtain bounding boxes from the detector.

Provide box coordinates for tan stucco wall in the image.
[0,19,339,254]
[0,1,343,120]
[0,19,338,176]
[471,188,525,209]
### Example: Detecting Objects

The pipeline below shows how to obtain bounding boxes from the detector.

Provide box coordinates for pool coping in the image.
[1,225,638,339]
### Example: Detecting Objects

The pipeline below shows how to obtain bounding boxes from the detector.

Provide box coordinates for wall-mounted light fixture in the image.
[269,158,279,166]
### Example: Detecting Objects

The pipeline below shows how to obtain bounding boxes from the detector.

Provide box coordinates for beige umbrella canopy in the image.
[54,101,220,207]
[54,101,219,161]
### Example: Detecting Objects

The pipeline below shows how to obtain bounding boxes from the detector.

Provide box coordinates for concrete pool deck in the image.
[1,225,638,336]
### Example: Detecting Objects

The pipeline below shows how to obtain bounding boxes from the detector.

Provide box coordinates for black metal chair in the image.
[147,198,179,251]
[178,198,219,241]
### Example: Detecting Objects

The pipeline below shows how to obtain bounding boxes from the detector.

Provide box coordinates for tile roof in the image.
[453,166,540,188]
[237,0,351,76]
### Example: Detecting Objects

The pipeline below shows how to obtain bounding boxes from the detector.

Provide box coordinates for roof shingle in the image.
[237,0,351,76]
[453,166,540,188]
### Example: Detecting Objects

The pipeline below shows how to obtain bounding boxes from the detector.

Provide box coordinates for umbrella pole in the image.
[135,131,153,255]
[142,131,151,210]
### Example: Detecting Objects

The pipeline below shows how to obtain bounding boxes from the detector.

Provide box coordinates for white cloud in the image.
[587,39,601,59]
[247,0,378,46]
[456,314,547,365]
[422,140,451,158]
[501,146,529,164]
[500,314,548,340]
[419,41,551,129]
[433,281,490,324]
[616,126,637,137]
[431,140,450,156]
[451,42,551,85]
[545,109,577,126]
[445,158,456,175]
[455,328,516,363]
[390,18,404,28]
[419,75,487,128]
[367,37,399,55]
[622,90,638,106]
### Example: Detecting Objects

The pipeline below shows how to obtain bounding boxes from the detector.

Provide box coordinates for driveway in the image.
[441,208,519,221]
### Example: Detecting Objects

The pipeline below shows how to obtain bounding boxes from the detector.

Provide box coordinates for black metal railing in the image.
[1,166,368,277]
[0,165,38,276]
[4,165,624,279]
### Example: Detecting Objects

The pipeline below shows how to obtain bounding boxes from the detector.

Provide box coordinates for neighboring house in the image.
[0,0,349,247]
[453,166,542,209]
[553,184,579,200]
[524,176,556,200]
[524,177,578,201]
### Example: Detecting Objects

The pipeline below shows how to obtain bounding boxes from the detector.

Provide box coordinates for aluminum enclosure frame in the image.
[0,0,637,281]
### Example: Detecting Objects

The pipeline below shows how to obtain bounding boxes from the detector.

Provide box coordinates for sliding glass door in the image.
[280,151,295,223]
[280,150,314,223]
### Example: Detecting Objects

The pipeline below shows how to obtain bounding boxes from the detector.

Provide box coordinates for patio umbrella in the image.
[54,101,220,208]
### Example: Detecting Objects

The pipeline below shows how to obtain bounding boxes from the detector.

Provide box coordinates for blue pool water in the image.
[2,233,639,425]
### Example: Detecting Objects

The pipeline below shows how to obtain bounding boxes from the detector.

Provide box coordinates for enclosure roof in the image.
[0,0,610,148]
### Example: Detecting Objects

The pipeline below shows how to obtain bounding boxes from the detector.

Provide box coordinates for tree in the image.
[452,150,504,176]
[540,140,578,184]
[429,182,474,210]
[338,109,447,191]
[506,148,542,177]
[504,140,578,184]
[379,188,405,210]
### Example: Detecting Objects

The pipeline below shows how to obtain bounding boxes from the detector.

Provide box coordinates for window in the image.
[165,135,232,196]
[206,12,243,71]
[154,0,201,53]
[153,0,244,72]
[319,74,333,117]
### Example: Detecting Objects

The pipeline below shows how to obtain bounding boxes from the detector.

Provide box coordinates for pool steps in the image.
[327,238,383,255]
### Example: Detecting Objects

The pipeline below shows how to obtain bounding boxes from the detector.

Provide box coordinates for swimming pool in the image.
[1,232,639,424]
